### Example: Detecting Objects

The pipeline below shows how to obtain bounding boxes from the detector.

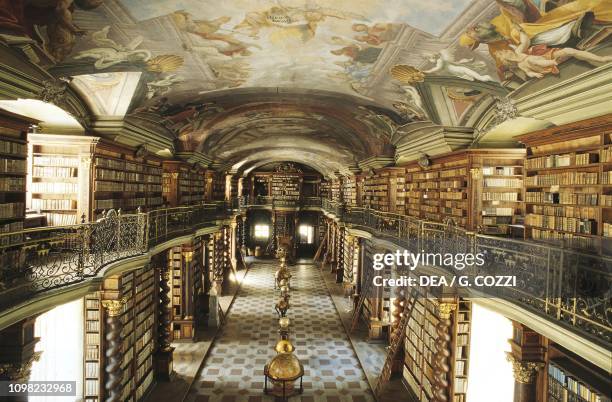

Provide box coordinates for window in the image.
[254,224,269,239]
[466,302,514,402]
[299,225,314,244]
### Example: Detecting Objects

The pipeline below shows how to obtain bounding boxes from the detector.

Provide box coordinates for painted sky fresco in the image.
[120,0,472,35]
[79,0,472,98]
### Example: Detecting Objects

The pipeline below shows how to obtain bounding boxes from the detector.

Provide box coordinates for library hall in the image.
[0,1,611,402]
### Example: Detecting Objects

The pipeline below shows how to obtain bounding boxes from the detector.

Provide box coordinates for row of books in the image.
[31,198,76,210]
[483,178,522,188]
[33,166,77,178]
[440,180,466,188]
[526,214,597,234]
[482,207,515,216]
[530,205,598,220]
[33,156,79,167]
[482,192,519,201]
[537,154,571,168]
[600,147,612,163]
[531,229,596,249]
[413,172,439,180]
[44,212,77,226]
[0,158,26,174]
[548,363,605,402]
[482,166,519,176]
[600,171,612,184]
[0,202,23,219]
[0,221,23,246]
[0,176,24,192]
[0,139,26,156]
[30,181,78,193]
[525,192,599,206]
[440,167,468,178]
[525,172,598,186]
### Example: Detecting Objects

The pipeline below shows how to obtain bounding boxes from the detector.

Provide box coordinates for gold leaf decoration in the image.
[390,64,425,84]
[146,55,184,73]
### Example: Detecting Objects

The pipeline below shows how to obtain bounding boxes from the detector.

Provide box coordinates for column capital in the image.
[101,297,128,317]
[506,353,543,384]
[436,302,457,320]
[0,352,42,381]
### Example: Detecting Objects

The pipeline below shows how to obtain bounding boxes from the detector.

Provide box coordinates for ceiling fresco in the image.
[0,0,610,174]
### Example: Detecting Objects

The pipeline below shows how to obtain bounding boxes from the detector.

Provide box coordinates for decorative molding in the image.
[512,62,612,126]
[0,352,42,381]
[393,122,473,164]
[91,115,175,156]
[357,156,395,171]
[175,151,213,168]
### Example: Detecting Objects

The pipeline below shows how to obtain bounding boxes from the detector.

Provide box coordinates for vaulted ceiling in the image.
[2,0,610,175]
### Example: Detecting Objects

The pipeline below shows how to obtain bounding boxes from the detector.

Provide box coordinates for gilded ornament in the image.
[506,353,543,384]
[436,302,457,319]
[102,297,128,317]
[390,65,425,84]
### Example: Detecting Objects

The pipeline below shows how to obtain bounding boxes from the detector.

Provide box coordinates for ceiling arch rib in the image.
[232,149,348,178]
[163,90,404,174]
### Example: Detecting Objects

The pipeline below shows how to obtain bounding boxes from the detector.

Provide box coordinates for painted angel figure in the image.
[234,2,367,41]
[422,49,496,82]
[73,26,151,69]
[495,24,612,78]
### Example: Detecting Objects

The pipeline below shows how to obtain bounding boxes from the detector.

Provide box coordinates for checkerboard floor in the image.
[185,260,375,402]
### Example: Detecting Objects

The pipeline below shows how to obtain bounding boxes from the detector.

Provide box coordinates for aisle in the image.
[185,260,375,402]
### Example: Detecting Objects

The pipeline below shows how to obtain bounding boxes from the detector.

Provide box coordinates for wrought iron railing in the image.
[0,204,226,309]
[1,196,609,348]
[320,203,611,348]
[235,196,611,346]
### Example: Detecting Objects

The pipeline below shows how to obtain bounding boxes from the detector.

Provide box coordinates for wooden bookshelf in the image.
[132,266,156,401]
[342,176,357,207]
[84,292,102,402]
[98,267,157,402]
[516,115,612,252]
[402,149,525,234]
[28,134,97,225]
[271,173,301,201]
[362,168,406,213]
[162,161,206,207]
[331,178,341,203]
[168,245,196,341]
[546,343,611,402]
[403,297,471,402]
[211,171,226,201]
[450,300,471,402]
[93,145,163,219]
[29,136,164,224]
[0,109,34,253]
[403,297,440,402]
[320,179,331,200]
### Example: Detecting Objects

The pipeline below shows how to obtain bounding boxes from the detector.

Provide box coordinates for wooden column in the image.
[507,322,545,402]
[101,298,127,402]
[155,260,174,381]
[336,227,345,283]
[432,302,456,402]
